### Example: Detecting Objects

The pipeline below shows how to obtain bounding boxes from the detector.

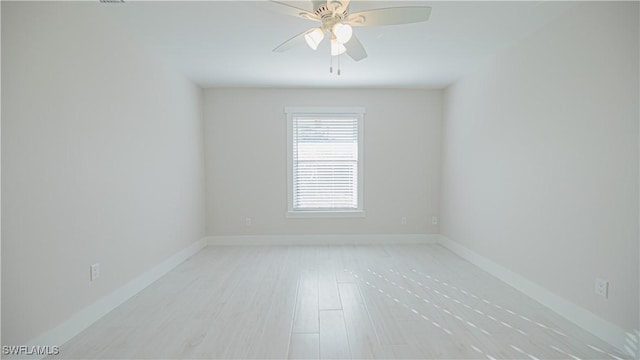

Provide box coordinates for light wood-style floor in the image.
[59,245,627,359]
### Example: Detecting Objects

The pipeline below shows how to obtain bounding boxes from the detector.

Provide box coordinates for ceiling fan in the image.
[269,0,432,72]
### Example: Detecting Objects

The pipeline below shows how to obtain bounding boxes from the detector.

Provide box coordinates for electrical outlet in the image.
[401,216,407,225]
[595,278,608,298]
[432,216,439,225]
[245,217,252,226]
[90,263,100,281]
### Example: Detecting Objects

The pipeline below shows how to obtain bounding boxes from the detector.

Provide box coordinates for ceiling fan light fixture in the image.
[271,1,431,68]
[330,38,347,56]
[332,23,353,44]
[304,28,324,50]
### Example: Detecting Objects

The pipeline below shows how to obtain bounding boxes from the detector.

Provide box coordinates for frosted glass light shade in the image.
[304,28,324,50]
[333,23,353,44]
[331,38,347,56]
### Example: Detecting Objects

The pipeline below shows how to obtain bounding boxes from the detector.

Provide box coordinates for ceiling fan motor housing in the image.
[312,0,349,30]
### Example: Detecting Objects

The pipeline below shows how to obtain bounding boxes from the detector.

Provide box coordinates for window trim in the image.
[285,106,365,218]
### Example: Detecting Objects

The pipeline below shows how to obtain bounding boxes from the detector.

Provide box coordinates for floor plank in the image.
[289,333,320,359]
[338,282,385,359]
[319,310,351,359]
[292,270,319,334]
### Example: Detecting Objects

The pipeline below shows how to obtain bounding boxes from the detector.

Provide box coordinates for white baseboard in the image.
[17,238,208,360]
[206,233,440,246]
[437,235,636,358]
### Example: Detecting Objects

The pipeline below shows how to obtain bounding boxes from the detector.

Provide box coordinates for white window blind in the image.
[286,107,364,216]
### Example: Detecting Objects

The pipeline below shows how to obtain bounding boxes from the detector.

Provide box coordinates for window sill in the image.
[286,210,366,219]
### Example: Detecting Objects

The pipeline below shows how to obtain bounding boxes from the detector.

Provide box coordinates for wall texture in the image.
[441,1,638,334]
[1,2,206,345]
[204,88,442,236]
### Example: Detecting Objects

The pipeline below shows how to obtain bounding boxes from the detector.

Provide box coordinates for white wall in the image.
[204,88,442,236]
[1,2,206,346]
[441,0,638,337]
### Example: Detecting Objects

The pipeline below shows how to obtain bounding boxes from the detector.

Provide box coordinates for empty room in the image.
[1,0,638,359]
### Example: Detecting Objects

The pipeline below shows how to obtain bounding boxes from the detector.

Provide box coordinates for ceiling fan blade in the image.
[346,6,431,27]
[344,34,367,61]
[267,1,320,21]
[273,30,309,53]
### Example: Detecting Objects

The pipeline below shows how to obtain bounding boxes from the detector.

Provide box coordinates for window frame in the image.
[285,106,365,218]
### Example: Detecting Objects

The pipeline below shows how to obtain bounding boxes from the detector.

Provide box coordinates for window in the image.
[286,107,365,217]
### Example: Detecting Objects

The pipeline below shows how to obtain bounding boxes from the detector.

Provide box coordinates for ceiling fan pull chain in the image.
[337,54,341,76]
[329,54,333,74]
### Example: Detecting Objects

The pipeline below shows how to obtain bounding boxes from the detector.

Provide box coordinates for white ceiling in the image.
[101,1,576,89]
